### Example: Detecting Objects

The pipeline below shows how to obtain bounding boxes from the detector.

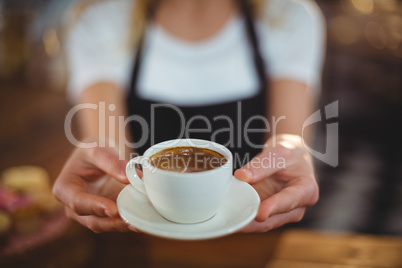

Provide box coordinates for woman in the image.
[54,0,324,233]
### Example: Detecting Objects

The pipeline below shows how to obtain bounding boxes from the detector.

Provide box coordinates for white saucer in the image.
[117,176,260,240]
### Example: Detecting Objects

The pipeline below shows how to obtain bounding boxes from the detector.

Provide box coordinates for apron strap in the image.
[237,0,267,88]
[129,37,144,94]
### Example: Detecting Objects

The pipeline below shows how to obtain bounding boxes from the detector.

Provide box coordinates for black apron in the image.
[127,0,268,170]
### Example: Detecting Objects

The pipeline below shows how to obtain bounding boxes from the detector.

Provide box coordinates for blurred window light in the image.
[332,16,359,45]
[385,29,399,50]
[386,15,402,41]
[341,0,355,13]
[351,0,374,14]
[364,22,387,49]
[385,16,401,50]
[376,0,398,11]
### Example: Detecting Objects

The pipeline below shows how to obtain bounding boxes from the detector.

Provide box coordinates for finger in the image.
[65,207,131,233]
[234,149,283,184]
[234,135,306,184]
[54,173,120,218]
[240,207,305,233]
[83,146,129,184]
[74,192,120,217]
[256,178,318,222]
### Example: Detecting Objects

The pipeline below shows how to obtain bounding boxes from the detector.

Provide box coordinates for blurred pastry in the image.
[1,166,61,215]
[2,166,50,193]
[1,166,62,235]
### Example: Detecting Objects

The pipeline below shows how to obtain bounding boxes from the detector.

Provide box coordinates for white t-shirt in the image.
[66,0,325,106]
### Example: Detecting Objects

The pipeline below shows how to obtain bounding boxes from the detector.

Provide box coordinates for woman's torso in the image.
[66,0,325,104]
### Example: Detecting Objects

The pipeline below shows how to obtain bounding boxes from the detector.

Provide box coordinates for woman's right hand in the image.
[53,143,136,233]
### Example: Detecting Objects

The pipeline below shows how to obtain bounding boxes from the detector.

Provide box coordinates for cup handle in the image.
[126,156,147,194]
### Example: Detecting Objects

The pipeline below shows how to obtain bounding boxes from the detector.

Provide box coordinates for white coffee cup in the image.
[126,139,233,224]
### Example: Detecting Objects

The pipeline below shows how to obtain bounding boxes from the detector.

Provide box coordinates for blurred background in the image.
[0,0,401,267]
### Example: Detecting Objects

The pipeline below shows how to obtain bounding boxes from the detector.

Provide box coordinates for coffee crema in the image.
[149,146,228,173]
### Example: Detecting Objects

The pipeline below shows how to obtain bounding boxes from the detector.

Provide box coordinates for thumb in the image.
[83,146,130,184]
[234,146,289,184]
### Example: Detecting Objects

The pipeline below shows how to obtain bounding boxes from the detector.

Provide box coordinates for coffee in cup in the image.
[148,146,228,173]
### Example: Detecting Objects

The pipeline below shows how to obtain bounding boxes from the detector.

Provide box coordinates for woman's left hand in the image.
[234,134,319,232]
